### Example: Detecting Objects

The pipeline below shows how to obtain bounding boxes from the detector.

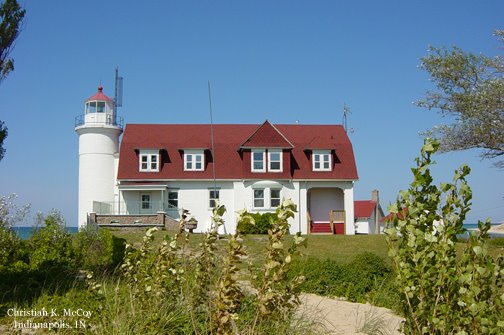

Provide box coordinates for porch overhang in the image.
[118,182,168,191]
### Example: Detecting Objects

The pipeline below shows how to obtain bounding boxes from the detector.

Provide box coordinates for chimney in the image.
[371,189,379,203]
[372,189,380,234]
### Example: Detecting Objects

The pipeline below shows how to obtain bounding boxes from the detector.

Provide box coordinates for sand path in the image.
[299,293,404,334]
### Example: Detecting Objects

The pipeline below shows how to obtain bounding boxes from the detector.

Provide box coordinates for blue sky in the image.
[0,0,503,226]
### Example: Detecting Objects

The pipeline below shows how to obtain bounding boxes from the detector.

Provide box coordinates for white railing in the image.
[93,201,180,218]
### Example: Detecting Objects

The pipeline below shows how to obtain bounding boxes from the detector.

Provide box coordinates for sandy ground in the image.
[298,294,404,335]
[0,295,404,335]
[489,223,504,235]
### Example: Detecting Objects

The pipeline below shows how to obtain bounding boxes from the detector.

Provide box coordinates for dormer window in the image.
[268,150,282,172]
[139,150,160,172]
[313,150,331,171]
[251,149,266,172]
[184,150,204,171]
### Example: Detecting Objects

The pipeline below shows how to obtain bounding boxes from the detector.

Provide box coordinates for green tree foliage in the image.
[386,139,504,334]
[0,0,25,161]
[0,120,7,161]
[417,31,504,168]
[0,0,25,83]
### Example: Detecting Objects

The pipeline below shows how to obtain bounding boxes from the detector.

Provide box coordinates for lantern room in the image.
[82,85,116,126]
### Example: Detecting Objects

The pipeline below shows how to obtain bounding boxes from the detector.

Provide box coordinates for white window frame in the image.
[168,190,178,208]
[268,149,283,172]
[141,193,151,210]
[251,149,266,172]
[209,189,220,208]
[184,150,205,171]
[253,189,265,208]
[312,150,332,171]
[270,189,281,208]
[139,150,160,172]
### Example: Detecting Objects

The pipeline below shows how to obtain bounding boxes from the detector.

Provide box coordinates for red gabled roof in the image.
[354,200,377,218]
[240,120,294,149]
[86,85,113,102]
[117,123,358,181]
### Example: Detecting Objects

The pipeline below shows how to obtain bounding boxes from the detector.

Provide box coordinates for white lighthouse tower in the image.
[75,85,123,228]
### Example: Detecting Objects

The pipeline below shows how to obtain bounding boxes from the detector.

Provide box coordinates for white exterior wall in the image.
[236,180,302,234]
[76,126,121,228]
[168,181,236,234]
[117,179,354,235]
[355,218,370,234]
[343,185,355,235]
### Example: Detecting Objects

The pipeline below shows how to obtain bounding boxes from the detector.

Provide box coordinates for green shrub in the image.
[237,211,279,234]
[290,252,397,308]
[386,139,504,334]
[74,225,125,271]
[29,210,75,271]
[0,194,30,266]
[0,226,22,266]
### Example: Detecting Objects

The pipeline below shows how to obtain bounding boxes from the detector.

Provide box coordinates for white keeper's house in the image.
[75,85,362,235]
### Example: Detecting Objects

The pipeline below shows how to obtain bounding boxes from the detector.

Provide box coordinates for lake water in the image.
[12,226,79,240]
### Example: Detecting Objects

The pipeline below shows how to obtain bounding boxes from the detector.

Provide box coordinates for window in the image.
[268,150,282,172]
[270,189,281,207]
[253,189,265,208]
[209,189,220,208]
[312,150,331,171]
[141,194,151,210]
[184,150,204,171]
[139,152,160,172]
[97,101,105,113]
[85,101,106,114]
[251,149,265,172]
[168,190,178,208]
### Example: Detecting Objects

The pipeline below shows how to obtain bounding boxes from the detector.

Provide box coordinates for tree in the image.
[0,0,25,162]
[417,30,504,168]
[0,0,25,83]
[0,120,6,161]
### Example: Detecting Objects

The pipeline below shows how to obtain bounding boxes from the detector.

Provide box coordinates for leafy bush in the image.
[29,210,75,271]
[74,224,125,271]
[237,211,279,234]
[290,252,398,308]
[386,139,504,334]
[0,194,30,266]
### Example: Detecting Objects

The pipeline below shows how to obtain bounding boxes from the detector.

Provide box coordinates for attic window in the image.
[251,149,266,172]
[312,150,331,171]
[139,150,160,172]
[184,150,204,171]
[268,150,282,172]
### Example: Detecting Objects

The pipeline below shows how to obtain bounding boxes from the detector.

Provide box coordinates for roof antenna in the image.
[343,103,354,133]
[208,81,227,234]
[114,67,124,115]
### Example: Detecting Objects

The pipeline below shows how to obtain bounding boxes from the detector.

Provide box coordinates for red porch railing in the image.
[310,210,345,234]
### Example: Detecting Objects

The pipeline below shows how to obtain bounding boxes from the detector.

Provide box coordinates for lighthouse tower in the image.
[75,85,123,228]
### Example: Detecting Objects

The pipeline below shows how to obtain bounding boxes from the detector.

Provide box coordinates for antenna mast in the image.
[114,67,123,115]
[343,103,351,133]
[208,81,226,234]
